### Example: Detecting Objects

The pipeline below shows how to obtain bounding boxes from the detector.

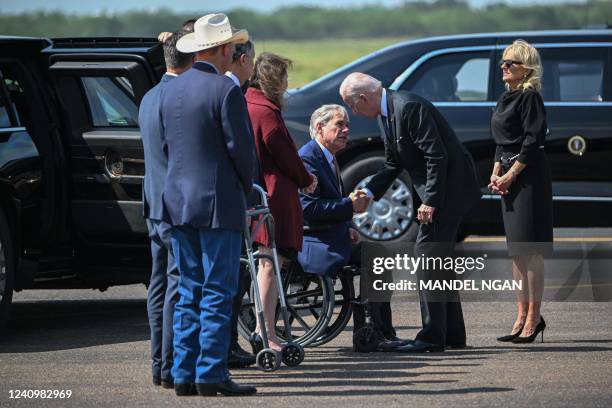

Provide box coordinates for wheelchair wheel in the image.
[308,271,354,347]
[256,348,281,372]
[281,342,304,367]
[274,269,334,346]
[237,262,334,347]
[352,325,383,353]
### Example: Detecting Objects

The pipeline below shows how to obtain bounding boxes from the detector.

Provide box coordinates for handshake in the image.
[350,189,371,213]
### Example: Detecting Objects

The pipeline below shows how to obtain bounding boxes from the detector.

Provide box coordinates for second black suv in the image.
[284,29,612,241]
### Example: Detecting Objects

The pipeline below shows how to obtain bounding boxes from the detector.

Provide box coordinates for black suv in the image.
[1,30,611,325]
[284,29,612,241]
[0,36,165,325]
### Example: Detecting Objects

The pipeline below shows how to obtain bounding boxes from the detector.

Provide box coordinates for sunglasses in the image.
[499,59,523,68]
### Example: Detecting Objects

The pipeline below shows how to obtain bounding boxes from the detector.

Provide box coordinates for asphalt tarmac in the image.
[1,282,611,407]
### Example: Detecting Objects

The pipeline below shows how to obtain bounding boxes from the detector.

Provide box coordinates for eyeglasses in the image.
[499,59,523,68]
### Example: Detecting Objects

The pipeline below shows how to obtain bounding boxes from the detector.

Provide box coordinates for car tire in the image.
[342,152,419,243]
[0,206,15,328]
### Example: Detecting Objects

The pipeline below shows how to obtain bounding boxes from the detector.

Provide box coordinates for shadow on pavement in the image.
[0,299,149,353]
[257,387,515,397]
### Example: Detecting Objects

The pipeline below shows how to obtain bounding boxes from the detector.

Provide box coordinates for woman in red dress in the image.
[246,52,317,351]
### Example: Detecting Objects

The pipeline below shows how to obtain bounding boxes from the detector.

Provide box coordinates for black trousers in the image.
[352,301,396,339]
[350,242,396,339]
[230,263,252,350]
[414,217,466,346]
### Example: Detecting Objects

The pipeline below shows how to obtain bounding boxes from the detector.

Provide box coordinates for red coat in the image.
[246,87,312,251]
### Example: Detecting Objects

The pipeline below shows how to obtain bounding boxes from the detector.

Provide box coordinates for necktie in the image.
[381,115,392,138]
[332,156,343,195]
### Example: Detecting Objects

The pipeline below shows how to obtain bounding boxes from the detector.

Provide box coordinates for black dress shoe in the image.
[152,376,161,386]
[228,347,255,368]
[395,339,445,353]
[446,343,467,349]
[386,335,410,346]
[161,379,174,389]
[377,338,406,352]
[196,379,257,396]
[174,382,197,396]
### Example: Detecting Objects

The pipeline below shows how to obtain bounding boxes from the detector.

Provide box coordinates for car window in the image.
[1,74,26,127]
[539,48,607,102]
[401,52,491,102]
[0,88,11,128]
[81,77,139,127]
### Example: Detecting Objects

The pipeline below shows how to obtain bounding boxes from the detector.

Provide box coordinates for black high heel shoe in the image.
[248,332,264,354]
[512,316,546,344]
[497,322,524,342]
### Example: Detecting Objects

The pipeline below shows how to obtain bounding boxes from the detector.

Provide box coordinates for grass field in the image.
[255,38,407,89]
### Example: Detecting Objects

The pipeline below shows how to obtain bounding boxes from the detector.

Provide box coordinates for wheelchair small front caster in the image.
[281,342,305,366]
[352,326,383,353]
[256,348,281,371]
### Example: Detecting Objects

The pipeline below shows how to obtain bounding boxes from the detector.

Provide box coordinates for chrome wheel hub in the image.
[353,176,414,240]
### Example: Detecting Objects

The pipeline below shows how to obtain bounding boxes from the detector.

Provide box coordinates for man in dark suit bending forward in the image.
[339,72,481,353]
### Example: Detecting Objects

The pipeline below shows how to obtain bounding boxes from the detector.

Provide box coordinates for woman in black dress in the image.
[489,40,552,344]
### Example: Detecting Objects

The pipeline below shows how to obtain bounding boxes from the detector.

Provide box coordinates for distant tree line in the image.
[1,0,610,40]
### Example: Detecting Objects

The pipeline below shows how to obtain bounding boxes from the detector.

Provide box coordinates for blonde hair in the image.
[503,39,542,92]
[250,52,292,109]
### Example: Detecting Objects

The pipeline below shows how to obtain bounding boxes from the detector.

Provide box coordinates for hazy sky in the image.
[0,0,585,14]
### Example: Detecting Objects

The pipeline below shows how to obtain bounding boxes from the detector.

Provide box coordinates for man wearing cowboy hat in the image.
[160,13,256,397]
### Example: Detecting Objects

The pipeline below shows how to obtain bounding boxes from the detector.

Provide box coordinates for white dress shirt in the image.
[362,88,389,199]
[315,139,336,175]
[225,71,241,87]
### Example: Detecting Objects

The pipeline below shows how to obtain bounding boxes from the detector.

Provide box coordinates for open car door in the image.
[46,39,162,252]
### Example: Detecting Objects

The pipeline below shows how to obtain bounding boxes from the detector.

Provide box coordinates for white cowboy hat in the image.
[176,13,248,53]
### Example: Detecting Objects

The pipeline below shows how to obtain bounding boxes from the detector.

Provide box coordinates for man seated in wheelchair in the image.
[297,104,408,351]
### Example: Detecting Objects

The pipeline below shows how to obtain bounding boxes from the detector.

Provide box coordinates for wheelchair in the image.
[239,194,362,351]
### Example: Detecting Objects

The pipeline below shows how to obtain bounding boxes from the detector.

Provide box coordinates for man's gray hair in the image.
[309,104,348,140]
[339,72,381,104]
[163,30,194,69]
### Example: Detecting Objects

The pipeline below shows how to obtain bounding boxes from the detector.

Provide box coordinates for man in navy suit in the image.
[298,104,405,351]
[161,14,256,397]
[139,31,193,389]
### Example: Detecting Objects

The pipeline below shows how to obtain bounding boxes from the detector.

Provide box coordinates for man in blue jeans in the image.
[139,30,193,388]
[161,14,256,397]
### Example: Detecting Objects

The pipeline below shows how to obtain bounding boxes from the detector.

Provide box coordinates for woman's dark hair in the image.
[250,52,292,109]
[181,19,196,32]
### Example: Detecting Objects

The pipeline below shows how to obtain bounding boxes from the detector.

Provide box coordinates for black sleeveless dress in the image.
[491,89,553,256]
